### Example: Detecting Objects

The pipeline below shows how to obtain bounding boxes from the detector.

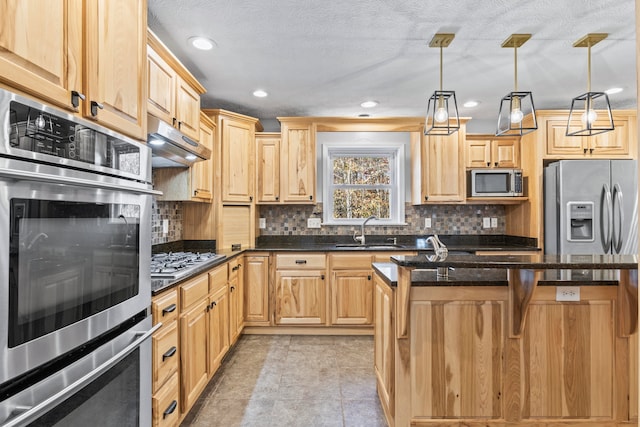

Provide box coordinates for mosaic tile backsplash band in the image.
[152,200,506,244]
[258,203,506,236]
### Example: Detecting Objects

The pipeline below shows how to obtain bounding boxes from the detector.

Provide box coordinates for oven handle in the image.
[3,322,161,427]
[0,168,161,196]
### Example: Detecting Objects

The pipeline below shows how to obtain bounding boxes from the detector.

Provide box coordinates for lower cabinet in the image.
[152,372,180,427]
[373,273,394,420]
[244,255,270,326]
[208,281,229,374]
[228,258,244,344]
[179,298,209,410]
[275,270,326,325]
[330,253,374,326]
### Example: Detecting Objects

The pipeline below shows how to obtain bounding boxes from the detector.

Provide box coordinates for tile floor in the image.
[180,335,388,427]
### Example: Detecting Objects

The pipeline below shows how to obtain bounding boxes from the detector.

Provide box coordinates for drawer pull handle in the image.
[162,346,177,361]
[210,301,217,309]
[163,400,178,419]
[230,286,235,292]
[321,274,325,280]
[162,304,177,315]
[295,259,307,264]
[232,265,240,271]
[368,275,372,280]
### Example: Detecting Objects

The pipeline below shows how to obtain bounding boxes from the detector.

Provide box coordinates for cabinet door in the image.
[175,76,201,141]
[179,299,209,411]
[519,300,615,419]
[425,133,465,202]
[244,256,270,325]
[374,275,394,417]
[275,270,325,325]
[228,259,243,344]
[147,46,176,125]
[152,372,180,427]
[589,119,630,156]
[546,120,586,157]
[221,118,254,203]
[256,135,281,203]
[207,286,229,376]
[331,270,373,325]
[84,0,147,140]
[466,139,491,168]
[190,116,214,201]
[492,138,520,168]
[0,0,82,110]
[280,123,315,203]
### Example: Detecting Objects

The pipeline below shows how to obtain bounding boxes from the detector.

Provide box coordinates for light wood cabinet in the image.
[275,253,327,325]
[374,273,394,421]
[222,117,254,203]
[152,372,179,427]
[329,254,374,326]
[152,321,179,394]
[411,121,467,204]
[147,31,205,142]
[228,258,244,344]
[207,284,229,375]
[279,120,316,203]
[0,0,147,139]
[466,136,520,168]
[545,115,634,158]
[244,255,270,325]
[256,133,281,203]
[179,297,208,410]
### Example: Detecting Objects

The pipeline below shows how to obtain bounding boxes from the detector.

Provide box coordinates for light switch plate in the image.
[491,217,498,228]
[556,286,580,302]
[424,218,432,228]
[259,218,266,229]
[307,218,322,229]
[482,217,491,229]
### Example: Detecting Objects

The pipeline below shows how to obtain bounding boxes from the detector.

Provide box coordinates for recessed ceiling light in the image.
[360,100,378,108]
[605,87,623,95]
[358,113,370,117]
[463,100,479,108]
[253,90,268,98]
[189,37,216,51]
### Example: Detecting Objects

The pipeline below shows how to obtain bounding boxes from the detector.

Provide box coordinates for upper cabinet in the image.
[0,0,148,140]
[280,120,316,203]
[147,30,205,142]
[411,120,468,204]
[204,109,260,204]
[256,133,281,203]
[466,136,520,169]
[543,110,637,158]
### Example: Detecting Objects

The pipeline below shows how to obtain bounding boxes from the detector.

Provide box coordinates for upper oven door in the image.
[0,158,153,385]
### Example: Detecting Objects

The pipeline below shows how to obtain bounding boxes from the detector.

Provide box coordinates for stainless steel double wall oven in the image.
[0,88,157,426]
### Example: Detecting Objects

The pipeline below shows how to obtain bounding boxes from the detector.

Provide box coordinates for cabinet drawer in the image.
[180,273,209,310]
[209,263,228,293]
[228,258,242,281]
[276,254,326,269]
[330,253,372,269]
[152,372,180,427]
[152,321,178,393]
[152,290,178,326]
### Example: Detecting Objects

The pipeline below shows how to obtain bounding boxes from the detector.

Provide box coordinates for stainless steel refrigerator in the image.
[544,159,638,256]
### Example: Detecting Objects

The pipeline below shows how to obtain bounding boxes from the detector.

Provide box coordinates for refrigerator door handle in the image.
[612,183,624,253]
[601,184,613,253]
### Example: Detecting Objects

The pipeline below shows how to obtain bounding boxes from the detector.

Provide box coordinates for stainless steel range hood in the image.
[147,114,211,167]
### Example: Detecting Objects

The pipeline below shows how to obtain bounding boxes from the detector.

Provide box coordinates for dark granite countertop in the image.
[391,253,639,270]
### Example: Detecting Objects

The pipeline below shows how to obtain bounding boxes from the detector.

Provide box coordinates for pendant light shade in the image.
[566,33,614,136]
[425,33,459,136]
[496,34,537,136]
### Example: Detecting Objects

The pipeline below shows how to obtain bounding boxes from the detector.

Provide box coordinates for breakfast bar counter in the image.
[373,253,638,427]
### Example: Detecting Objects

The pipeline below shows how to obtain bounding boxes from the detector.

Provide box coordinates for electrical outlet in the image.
[556,286,580,302]
[491,217,498,228]
[482,217,491,229]
[162,219,169,235]
[259,217,266,229]
[424,218,432,228]
[307,218,322,229]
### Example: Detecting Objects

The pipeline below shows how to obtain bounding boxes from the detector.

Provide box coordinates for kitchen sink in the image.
[334,243,406,249]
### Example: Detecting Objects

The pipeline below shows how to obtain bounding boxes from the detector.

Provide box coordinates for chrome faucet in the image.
[425,234,447,256]
[353,215,377,245]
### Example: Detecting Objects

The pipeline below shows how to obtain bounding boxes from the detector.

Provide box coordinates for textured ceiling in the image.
[148,0,637,132]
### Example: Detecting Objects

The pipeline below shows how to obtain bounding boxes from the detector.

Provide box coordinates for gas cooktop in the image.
[150,251,226,280]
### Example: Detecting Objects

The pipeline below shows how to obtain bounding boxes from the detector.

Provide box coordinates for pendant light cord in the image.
[439,45,443,91]
[514,46,518,92]
[587,40,592,92]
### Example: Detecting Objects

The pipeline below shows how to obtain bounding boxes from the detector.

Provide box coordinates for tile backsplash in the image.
[152,199,183,245]
[258,203,505,236]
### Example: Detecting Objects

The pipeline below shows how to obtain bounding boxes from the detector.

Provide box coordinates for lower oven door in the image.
[0,158,154,385]
[0,315,158,427]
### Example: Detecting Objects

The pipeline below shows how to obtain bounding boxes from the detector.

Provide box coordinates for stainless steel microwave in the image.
[468,169,523,197]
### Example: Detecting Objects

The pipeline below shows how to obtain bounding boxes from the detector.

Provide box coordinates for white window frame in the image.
[322,141,405,226]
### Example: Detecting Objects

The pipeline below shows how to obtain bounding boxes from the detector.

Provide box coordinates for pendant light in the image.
[566,33,614,136]
[425,33,459,135]
[496,34,537,136]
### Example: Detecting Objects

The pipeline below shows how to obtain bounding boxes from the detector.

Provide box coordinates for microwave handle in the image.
[2,323,161,427]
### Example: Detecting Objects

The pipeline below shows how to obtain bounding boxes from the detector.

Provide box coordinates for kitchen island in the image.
[373,254,638,427]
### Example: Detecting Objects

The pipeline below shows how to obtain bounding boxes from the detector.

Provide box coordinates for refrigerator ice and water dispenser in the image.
[567,201,594,242]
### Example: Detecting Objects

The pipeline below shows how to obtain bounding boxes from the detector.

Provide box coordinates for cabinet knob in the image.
[321,274,325,280]
[250,196,253,202]
[230,286,235,292]
[367,275,372,280]
[590,148,594,154]
[309,195,313,200]
[494,162,498,167]
[275,196,279,201]
[70,91,85,108]
[584,148,588,154]
[424,195,429,201]
[90,101,104,117]
[487,162,490,167]
[172,117,177,127]
[177,121,182,129]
